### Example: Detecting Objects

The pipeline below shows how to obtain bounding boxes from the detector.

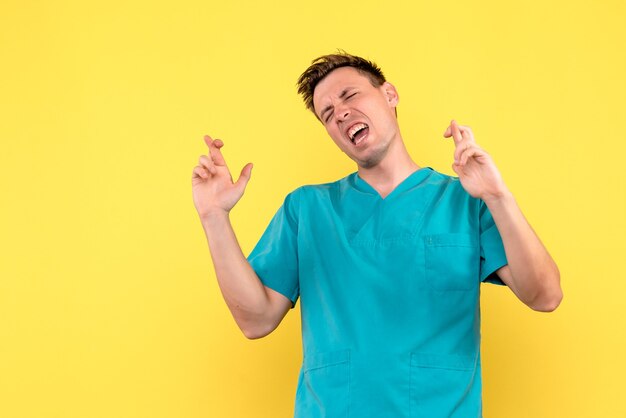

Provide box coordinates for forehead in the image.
[312,67,374,109]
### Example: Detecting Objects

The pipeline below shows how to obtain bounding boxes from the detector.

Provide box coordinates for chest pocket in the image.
[424,233,480,291]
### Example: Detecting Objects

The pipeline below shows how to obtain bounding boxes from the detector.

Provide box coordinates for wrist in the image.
[199,207,230,224]
[482,187,514,208]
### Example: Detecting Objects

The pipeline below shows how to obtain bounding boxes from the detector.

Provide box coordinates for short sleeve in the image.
[247,190,300,307]
[479,200,509,285]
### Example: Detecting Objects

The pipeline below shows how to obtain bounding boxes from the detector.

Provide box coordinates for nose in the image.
[335,104,350,122]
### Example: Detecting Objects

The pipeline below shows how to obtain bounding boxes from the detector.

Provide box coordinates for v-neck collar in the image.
[351,167,434,200]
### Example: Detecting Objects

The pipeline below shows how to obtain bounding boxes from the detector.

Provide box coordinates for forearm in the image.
[484,191,562,311]
[200,209,273,335]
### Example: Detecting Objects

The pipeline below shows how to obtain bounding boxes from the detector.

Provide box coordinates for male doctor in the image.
[191,52,562,417]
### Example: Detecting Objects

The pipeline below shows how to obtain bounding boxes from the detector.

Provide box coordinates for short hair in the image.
[296,51,387,116]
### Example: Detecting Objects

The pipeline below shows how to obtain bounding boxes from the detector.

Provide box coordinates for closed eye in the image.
[322,91,358,123]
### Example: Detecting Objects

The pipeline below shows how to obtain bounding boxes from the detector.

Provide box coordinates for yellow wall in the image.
[1,0,624,417]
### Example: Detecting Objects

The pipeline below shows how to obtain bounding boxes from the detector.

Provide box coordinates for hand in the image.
[443,120,508,201]
[192,135,253,218]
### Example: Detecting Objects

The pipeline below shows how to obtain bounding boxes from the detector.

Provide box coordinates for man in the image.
[191,52,562,417]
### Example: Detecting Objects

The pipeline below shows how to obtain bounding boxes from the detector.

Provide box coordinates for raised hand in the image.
[192,135,253,218]
[443,120,508,202]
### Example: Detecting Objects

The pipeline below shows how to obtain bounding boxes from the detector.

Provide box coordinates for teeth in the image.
[348,123,368,141]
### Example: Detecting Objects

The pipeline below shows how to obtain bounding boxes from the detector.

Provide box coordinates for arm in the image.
[483,192,562,312]
[192,135,292,338]
[444,121,563,312]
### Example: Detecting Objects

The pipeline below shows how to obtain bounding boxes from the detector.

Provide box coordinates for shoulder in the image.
[288,172,355,200]
[279,173,356,220]
[423,168,482,211]
[425,168,462,188]
[422,168,469,198]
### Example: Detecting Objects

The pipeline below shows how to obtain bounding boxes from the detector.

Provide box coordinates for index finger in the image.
[203,134,224,147]
[457,125,475,144]
[450,120,464,145]
[203,135,227,166]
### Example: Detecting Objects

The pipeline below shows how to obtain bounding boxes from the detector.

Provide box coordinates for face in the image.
[312,66,400,169]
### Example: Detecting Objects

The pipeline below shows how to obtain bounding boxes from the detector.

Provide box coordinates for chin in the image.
[358,159,378,169]
[354,147,388,169]
[355,154,383,169]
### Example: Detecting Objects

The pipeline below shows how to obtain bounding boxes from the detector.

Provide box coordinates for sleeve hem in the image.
[480,259,508,286]
[256,271,299,308]
[264,282,298,308]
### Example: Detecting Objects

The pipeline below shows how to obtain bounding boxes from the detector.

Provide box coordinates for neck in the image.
[357,137,420,199]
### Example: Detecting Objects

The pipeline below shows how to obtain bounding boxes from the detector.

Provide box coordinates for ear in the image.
[382,82,399,107]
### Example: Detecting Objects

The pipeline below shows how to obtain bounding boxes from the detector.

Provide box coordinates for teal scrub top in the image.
[247,168,508,418]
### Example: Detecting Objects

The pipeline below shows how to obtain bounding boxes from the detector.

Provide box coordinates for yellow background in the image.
[1,0,625,417]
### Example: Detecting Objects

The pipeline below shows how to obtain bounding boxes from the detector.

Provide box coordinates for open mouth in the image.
[347,123,369,145]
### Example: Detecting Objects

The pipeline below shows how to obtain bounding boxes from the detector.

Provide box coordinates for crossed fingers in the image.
[443,120,483,166]
[193,135,229,180]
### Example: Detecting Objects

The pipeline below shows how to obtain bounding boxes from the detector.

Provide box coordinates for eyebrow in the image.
[319,88,353,121]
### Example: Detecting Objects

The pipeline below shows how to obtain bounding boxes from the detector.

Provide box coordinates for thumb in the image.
[234,163,253,192]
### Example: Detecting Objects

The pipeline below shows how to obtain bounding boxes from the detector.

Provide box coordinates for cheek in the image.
[326,126,342,141]
[326,128,347,149]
